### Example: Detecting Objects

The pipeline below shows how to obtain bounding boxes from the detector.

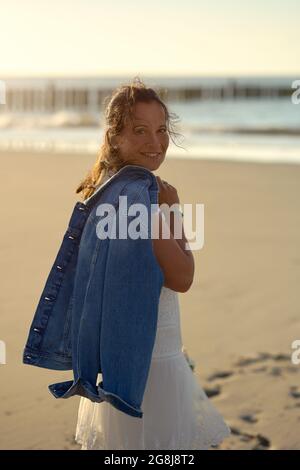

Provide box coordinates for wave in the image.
[185,124,300,137]
[0,111,100,129]
[1,112,300,137]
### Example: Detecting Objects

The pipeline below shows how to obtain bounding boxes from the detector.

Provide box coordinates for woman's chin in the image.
[123,156,164,171]
[145,162,162,172]
[141,157,164,171]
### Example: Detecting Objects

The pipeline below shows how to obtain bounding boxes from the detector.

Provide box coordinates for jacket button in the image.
[33,328,40,332]
[68,235,75,240]
[56,265,63,270]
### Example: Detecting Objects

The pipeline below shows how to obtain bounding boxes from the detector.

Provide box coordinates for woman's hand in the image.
[156,176,180,207]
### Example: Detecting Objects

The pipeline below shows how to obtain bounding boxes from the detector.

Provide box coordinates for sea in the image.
[0,76,299,164]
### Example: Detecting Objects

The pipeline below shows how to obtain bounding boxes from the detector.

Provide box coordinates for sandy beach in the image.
[0,150,299,450]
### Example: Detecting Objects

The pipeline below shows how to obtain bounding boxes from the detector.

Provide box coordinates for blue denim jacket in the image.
[22,164,165,418]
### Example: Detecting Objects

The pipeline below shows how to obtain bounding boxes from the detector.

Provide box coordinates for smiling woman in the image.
[75,76,183,201]
[110,99,169,171]
[74,77,231,450]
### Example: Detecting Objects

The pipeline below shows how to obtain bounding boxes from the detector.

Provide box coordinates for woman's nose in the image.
[145,133,163,151]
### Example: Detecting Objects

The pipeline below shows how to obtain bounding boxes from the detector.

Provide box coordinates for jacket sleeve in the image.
[96,180,165,418]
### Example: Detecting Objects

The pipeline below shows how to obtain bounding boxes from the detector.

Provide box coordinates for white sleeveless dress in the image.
[75,285,231,450]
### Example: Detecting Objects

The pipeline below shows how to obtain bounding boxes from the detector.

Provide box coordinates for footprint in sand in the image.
[203,385,222,398]
[206,370,234,381]
[269,366,282,376]
[230,426,271,450]
[239,413,258,424]
[234,351,291,368]
[289,386,300,399]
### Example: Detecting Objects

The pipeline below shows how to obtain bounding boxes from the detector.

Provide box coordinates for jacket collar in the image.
[83,164,159,209]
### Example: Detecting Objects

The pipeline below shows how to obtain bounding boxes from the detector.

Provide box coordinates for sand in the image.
[0,150,299,450]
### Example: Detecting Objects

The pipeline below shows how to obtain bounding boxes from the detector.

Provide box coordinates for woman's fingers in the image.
[156,175,180,206]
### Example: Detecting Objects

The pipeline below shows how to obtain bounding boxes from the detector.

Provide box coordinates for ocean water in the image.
[0,84,300,164]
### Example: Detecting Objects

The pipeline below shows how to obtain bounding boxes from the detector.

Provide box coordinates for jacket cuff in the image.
[48,377,143,418]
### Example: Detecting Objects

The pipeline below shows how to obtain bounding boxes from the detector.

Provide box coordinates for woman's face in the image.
[113,100,169,172]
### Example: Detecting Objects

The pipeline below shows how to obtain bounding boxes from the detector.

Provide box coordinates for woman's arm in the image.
[152,176,195,293]
[153,210,194,293]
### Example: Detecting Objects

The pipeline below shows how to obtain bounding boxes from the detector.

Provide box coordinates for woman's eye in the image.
[135,128,167,134]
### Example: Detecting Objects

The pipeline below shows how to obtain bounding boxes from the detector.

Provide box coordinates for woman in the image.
[74,78,231,450]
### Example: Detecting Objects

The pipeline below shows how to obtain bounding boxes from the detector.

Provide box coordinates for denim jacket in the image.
[22,164,165,418]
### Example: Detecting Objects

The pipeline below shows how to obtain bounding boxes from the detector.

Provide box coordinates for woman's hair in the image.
[75,76,184,201]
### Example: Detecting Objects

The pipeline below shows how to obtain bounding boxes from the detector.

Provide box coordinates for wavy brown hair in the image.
[75,76,184,201]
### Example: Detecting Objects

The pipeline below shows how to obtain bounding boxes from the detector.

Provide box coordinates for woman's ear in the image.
[110,135,120,150]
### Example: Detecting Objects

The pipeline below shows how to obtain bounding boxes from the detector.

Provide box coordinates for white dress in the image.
[75,285,231,450]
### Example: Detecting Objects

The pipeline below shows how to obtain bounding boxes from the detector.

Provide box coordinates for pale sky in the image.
[0,0,299,77]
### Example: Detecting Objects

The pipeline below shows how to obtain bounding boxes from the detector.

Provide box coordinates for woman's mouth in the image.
[141,153,161,158]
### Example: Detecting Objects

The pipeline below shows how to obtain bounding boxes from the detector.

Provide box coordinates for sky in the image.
[0,0,299,78]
